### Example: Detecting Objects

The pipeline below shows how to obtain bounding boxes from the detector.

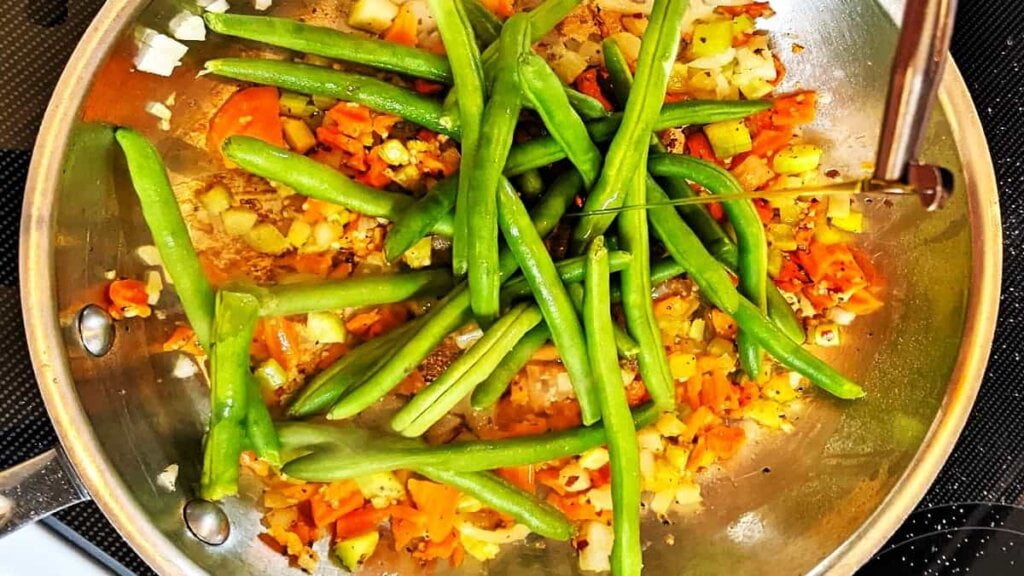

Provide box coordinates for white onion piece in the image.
[686,47,736,69]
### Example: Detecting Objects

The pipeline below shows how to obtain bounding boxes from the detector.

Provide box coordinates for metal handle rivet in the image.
[77,305,114,357]
[183,499,230,546]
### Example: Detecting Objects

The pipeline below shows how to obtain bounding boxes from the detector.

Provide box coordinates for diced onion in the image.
[578,522,613,573]
[168,11,207,41]
[253,0,273,10]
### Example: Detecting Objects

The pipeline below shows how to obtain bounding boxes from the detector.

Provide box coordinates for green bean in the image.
[654,176,804,344]
[645,179,864,399]
[205,59,456,137]
[501,250,634,304]
[328,287,474,420]
[564,88,613,119]
[467,14,531,324]
[203,13,452,83]
[571,0,692,251]
[504,99,770,177]
[519,52,603,188]
[223,136,453,235]
[115,128,215,348]
[618,175,674,410]
[281,404,659,478]
[498,180,600,424]
[528,170,583,237]
[583,236,643,575]
[471,324,550,409]
[395,305,544,437]
[459,0,503,46]
[385,176,458,262]
[648,153,768,378]
[327,176,577,420]
[287,320,421,417]
[201,291,260,501]
[246,377,281,466]
[419,467,573,540]
[249,270,452,317]
[430,0,485,276]
[516,169,546,198]
[602,38,633,108]
[567,284,639,360]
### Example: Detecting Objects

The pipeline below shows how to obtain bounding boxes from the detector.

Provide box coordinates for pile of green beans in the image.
[112,0,874,561]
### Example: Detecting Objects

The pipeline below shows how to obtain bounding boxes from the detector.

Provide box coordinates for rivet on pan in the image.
[184,499,230,546]
[77,304,114,357]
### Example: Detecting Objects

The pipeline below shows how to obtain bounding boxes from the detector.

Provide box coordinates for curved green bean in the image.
[246,377,281,466]
[384,175,458,262]
[471,323,550,409]
[654,175,805,344]
[564,88,613,120]
[287,320,420,417]
[516,169,545,198]
[395,305,544,437]
[648,153,768,378]
[250,269,452,317]
[572,0,692,251]
[501,250,634,304]
[504,99,770,177]
[618,175,674,410]
[115,128,215,348]
[602,38,633,108]
[567,283,639,360]
[498,180,600,424]
[280,405,659,479]
[203,13,452,83]
[645,179,863,399]
[419,467,573,540]
[201,291,260,501]
[519,52,603,188]
[460,0,502,46]
[467,14,531,323]
[222,136,453,235]
[205,59,455,137]
[583,236,643,574]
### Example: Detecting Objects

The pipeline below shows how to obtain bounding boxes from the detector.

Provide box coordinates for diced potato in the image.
[831,211,864,233]
[704,120,753,159]
[655,413,687,438]
[355,472,405,509]
[333,531,379,572]
[279,92,314,118]
[664,444,691,472]
[245,223,289,254]
[286,219,312,247]
[550,50,588,84]
[812,322,841,347]
[773,144,823,174]
[401,236,432,269]
[200,184,232,215]
[637,428,664,453]
[690,19,734,59]
[668,353,697,381]
[307,311,347,344]
[608,32,642,64]
[221,208,258,236]
[282,117,316,154]
[254,359,288,394]
[377,139,411,166]
[348,0,399,33]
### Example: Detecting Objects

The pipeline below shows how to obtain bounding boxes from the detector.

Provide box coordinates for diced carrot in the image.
[317,343,349,370]
[624,377,651,407]
[753,199,774,224]
[796,241,868,292]
[709,309,738,338]
[394,370,427,395]
[573,68,615,113]
[708,201,726,221]
[357,151,392,189]
[372,115,401,137]
[390,505,428,550]
[384,4,419,46]
[684,405,720,440]
[664,92,690,104]
[414,531,462,562]
[451,540,466,567]
[407,479,461,543]
[715,2,774,18]
[335,504,391,541]
[589,464,611,488]
[327,103,374,137]
[803,284,837,312]
[771,91,817,127]
[163,325,202,355]
[498,466,536,492]
[750,127,794,158]
[310,483,365,529]
[684,375,702,411]
[686,436,712,472]
[316,126,364,154]
[413,78,445,95]
[107,278,151,320]
[535,468,566,495]
[843,288,884,315]
[291,252,334,277]
[771,53,787,86]
[545,492,604,522]
[686,132,717,163]
[261,317,301,371]
[259,532,287,555]
[480,0,514,18]
[775,257,809,292]
[701,370,739,414]
[290,512,320,546]
[208,87,285,167]
[705,425,746,459]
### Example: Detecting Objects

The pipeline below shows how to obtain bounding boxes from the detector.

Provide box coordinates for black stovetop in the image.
[1,2,1022,575]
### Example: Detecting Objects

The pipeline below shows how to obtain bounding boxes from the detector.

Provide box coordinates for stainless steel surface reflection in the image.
[19,0,1000,574]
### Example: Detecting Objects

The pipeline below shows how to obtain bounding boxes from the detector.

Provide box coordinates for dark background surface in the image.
[0,1,1022,575]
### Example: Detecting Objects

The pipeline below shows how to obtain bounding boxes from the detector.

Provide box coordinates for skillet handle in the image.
[0,446,90,537]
